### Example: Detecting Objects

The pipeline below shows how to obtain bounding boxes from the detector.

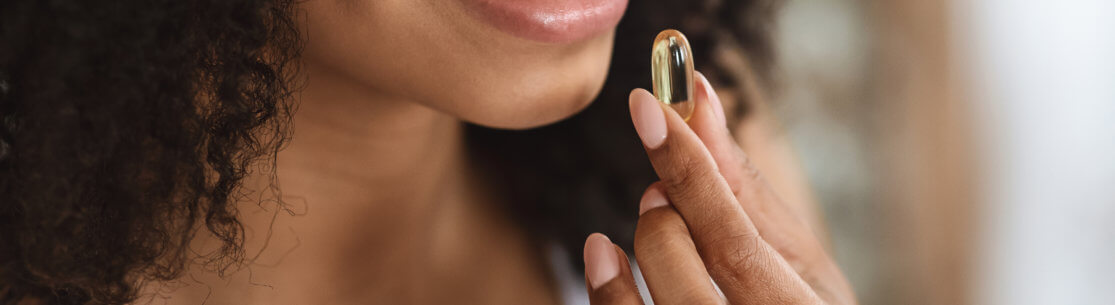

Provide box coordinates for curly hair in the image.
[0,0,299,303]
[0,0,778,304]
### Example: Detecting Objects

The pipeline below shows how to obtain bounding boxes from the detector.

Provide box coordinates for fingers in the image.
[633,183,722,305]
[628,89,821,304]
[689,72,822,271]
[688,73,856,304]
[584,233,644,305]
[687,72,757,198]
[629,88,748,248]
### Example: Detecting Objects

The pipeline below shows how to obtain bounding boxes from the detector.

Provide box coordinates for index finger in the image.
[628,88,821,304]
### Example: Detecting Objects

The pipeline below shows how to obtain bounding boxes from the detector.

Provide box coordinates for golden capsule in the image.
[651,29,695,120]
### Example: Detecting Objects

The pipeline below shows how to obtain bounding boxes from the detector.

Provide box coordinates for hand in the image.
[582,72,856,305]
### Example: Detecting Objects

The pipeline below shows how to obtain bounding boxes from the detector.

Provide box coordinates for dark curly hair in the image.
[0,0,779,304]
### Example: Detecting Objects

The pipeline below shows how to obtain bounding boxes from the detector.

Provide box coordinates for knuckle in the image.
[703,232,767,281]
[730,154,769,201]
[657,143,730,207]
[664,150,706,187]
[740,152,759,175]
[663,163,718,206]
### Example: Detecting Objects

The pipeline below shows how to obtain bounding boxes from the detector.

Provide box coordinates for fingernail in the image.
[584,233,620,289]
[638,186,669,215]
[696,72,726,125]
[629,89,668,149]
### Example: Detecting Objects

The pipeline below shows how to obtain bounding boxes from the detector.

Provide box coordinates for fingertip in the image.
[629,88,653,101]
[584,233,621,290]
[638,183,670,215]
[695,71,726,126]
[629,88,668,149]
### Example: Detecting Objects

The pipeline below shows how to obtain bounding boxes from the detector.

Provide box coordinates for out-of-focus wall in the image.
[959,1,1115,304]
[773,0,882,301]
[780,0,1115,304]
[775,0,975,304]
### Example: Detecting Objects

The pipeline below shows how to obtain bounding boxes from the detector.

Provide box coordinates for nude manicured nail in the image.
[629,89,667,149]
[696,72,726,125]
[638,186,669,215]
[584,233,620,289]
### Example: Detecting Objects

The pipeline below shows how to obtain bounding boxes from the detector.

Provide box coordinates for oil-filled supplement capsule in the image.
[651,29,695,121]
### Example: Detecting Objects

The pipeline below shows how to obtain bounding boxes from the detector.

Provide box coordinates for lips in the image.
[460,0,629,43]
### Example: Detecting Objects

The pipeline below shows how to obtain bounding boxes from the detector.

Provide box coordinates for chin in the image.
[447,36,616,130]
[458,70,608,130]
[297,0,621,130]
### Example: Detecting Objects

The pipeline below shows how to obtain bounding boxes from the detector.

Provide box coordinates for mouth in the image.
[459,0,629,43]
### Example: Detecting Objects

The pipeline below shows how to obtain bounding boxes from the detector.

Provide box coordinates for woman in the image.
[0,0,855,304]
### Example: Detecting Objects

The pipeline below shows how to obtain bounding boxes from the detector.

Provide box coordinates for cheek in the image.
[299,0,616,129]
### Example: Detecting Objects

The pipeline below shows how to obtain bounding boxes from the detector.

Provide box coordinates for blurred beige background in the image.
[774,0,1115,304]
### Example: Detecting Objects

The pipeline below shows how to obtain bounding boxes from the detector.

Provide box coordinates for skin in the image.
[583,74,856,305]
[152,0,854,304]
[297,0,614,129]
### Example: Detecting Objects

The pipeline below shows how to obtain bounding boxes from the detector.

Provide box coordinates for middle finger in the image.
[628,89,820,304]
[687,73,854,304]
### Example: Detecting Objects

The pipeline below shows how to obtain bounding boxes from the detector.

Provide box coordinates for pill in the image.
[651,29,695,121]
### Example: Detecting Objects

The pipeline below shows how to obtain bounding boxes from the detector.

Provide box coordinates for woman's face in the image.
[299,0,629,129]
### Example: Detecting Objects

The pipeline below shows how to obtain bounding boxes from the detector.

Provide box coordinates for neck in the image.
[282,64,466,216]
[161,64,558,304]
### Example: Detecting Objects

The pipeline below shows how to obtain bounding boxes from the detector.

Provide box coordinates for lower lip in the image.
[459,0,629,43]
